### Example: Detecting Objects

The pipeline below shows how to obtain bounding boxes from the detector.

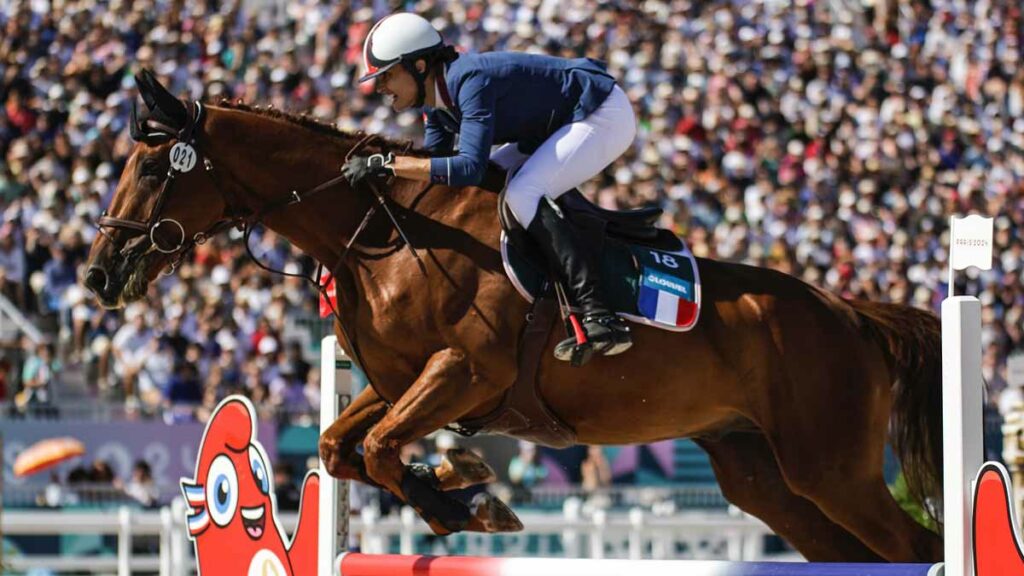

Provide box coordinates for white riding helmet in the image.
[359,13,444,83]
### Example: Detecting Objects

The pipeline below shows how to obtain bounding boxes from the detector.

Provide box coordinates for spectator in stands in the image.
[124,460,160,508]
[283,341,312,384]
[40,242,75,316]
[508,441,548,504]
[68,459,121,504]
[15,340,59,417]
[166,360,204,403]
[580,445,613,512]
[273,462,302,511]
[581,445,612,493]
[0,222,25,307]
[302,366,321,416]
[111,305,154,406]
[139,336,176,410]
[38,471,71,508]
[268,359,311,419]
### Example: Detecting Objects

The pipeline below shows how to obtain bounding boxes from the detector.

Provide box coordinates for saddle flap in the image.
[451,297,578,448]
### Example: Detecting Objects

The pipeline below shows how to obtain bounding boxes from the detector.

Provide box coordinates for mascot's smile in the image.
[240,504,266,539]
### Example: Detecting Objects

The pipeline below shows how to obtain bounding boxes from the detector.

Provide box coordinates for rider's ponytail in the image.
[433,45,459,65]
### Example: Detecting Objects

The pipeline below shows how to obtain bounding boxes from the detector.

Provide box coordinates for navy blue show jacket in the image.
[422,52,617,187]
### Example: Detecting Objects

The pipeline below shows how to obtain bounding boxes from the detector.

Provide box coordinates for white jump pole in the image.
[941,296,983,576]
[941,214,993,576]
[320,335,353,576]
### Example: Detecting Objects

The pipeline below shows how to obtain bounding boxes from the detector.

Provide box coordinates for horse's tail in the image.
[847,298,943,525]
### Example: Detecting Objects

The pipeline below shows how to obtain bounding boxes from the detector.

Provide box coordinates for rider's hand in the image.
[342,153,395,185]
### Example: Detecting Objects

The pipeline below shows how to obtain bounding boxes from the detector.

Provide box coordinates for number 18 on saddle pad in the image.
[633,247,700,330]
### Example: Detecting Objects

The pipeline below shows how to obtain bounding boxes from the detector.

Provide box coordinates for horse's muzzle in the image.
[84,264,116,306]
[83,265,109,294]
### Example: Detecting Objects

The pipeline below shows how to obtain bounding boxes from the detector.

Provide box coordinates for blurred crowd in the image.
[1,0,1024,420]
[29,458,159,508]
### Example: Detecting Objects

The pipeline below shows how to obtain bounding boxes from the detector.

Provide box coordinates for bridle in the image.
[95,101,240,275]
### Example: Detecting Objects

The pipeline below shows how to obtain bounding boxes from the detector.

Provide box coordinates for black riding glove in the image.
[342,153,395,186]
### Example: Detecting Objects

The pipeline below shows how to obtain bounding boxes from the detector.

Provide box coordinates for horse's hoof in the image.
[439,448,497,490]
[469,493,523,533]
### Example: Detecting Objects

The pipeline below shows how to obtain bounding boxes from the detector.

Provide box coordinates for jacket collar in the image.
[435,64,457,114]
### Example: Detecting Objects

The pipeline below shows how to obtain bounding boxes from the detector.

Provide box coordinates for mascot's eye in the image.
[249,445,270,495]
[205,455,239,527]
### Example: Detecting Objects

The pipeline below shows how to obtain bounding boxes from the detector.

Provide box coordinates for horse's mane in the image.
[214,99,430,157]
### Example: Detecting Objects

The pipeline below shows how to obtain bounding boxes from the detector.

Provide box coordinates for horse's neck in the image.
[205,108,500,316]
[206,108,383,270]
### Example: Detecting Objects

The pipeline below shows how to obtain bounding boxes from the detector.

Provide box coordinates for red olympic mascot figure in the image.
[974,461,1024,576]
[181,395,319,575]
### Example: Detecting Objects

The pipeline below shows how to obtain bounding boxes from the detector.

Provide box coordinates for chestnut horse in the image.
[85,71,944,562]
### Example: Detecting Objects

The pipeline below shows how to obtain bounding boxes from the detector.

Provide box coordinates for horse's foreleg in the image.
[319,386,390,485]
[319,385,496,493]
[362,348,521,535]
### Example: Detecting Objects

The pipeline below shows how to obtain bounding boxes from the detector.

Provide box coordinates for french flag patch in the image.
[638,267,698,328]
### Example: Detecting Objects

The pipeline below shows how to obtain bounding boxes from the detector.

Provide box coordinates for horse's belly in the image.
[538,325,744,445]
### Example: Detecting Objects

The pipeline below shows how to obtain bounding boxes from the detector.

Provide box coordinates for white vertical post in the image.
[942,296,984,576]
[319,335,353,576]
[741,521,764,560]
[361,507,384,553]
[159,505,173,576]
[628,507,644,559]
[171,498,189,576]
[400,505,417,555]
[590,509,607,559]
[118,506,132,576]
[562,497,582,558]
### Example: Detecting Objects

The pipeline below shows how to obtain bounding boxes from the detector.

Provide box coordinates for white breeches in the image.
[491,85,636,227]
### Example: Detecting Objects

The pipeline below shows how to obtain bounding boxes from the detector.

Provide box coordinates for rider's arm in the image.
[423,110,455,155]
[427,73,496,187]
[391,156,432,181]
[388,111,455,181]
[392,76,496,185]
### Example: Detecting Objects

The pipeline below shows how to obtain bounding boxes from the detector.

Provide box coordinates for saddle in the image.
[478,164,668,247]
[449,165,700,448]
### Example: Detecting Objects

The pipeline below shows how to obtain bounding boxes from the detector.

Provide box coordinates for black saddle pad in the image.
[498,191,702,332]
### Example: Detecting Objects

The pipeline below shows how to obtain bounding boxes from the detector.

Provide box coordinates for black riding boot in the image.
[526,199,632,364]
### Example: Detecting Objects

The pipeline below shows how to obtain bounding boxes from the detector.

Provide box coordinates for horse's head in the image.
[84,69,236,309]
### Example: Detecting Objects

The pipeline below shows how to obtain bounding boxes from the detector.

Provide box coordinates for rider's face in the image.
[375,64,419,111]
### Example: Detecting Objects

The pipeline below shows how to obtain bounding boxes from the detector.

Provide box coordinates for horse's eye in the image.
[140,159,162,177]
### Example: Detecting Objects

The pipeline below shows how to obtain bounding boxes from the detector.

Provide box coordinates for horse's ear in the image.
[135,67,186,131]
[129,99,145,141]
[131,75,177,143]
[135,69,159,113]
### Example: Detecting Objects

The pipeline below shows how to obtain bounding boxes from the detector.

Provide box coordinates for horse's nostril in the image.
[84,266,109,295]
